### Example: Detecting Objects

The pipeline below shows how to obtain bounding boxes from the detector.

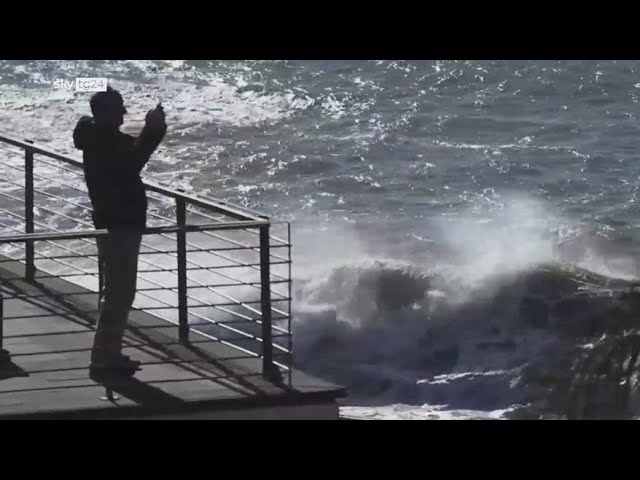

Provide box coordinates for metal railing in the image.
[0,133,292,384]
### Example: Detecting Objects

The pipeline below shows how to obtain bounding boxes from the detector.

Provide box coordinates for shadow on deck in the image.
[0,258,346,420]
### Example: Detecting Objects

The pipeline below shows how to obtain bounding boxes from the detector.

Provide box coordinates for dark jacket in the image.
[73,117,166,230]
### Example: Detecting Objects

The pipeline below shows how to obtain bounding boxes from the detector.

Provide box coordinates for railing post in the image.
[176,198,189,343]
[260,225,281,382]
[98,253,104,308]
[0,291,9,366]
[25,149,35,281]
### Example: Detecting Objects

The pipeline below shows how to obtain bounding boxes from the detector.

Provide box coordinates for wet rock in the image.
[374,269,430,310]
[549,294,599,337]
[353,266,430,312]
[519,297,549,328]
[524,266,581,299]
[618,287,640,312]
[476,338,517,352]
[548,289,640,338]
[432,345,459,368]
[416,344,459,375]
[488,325,501,336]
[550,293,593,317]
[585,306,637,336]
[520,331,640,419]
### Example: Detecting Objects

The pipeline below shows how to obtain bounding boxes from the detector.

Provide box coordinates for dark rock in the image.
[618,287,640,312]
[549,294,599,337]
[585,306,636,336]
[524,266,580,299]
[550,293,593,318]
[356,267,430,311]
[374,269,429,310]
[488,325,501,336]
[519,331,640,419]
[476,339,517,352]
[416,325,449,349]
[519,297,549,328]
[347,373,394,398]
[432,345,459,368]
[417,344,459,374]
[549,291,640,338]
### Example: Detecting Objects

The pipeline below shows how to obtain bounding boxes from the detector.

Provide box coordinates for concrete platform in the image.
[0,258,346,419]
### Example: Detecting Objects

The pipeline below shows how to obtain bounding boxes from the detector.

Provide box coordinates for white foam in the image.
[321,95,347,119]
[340,404,514,420]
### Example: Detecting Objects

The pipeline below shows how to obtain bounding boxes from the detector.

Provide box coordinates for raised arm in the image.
[121,104,167,175]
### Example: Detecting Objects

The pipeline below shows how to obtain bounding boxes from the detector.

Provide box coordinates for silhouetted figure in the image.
[73,86,166,375]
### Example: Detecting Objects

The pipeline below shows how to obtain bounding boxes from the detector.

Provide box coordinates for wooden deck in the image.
[0,258,345,419]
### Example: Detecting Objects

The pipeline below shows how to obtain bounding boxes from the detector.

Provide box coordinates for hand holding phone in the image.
[145,103,166,130]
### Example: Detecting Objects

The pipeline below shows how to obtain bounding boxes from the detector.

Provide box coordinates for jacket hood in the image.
[72,116,97,151]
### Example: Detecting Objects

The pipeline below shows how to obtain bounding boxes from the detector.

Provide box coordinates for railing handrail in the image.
[0,132,268,223]
[0,220,271,245]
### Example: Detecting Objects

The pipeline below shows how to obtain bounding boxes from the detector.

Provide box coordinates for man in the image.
[73,86,167,375]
